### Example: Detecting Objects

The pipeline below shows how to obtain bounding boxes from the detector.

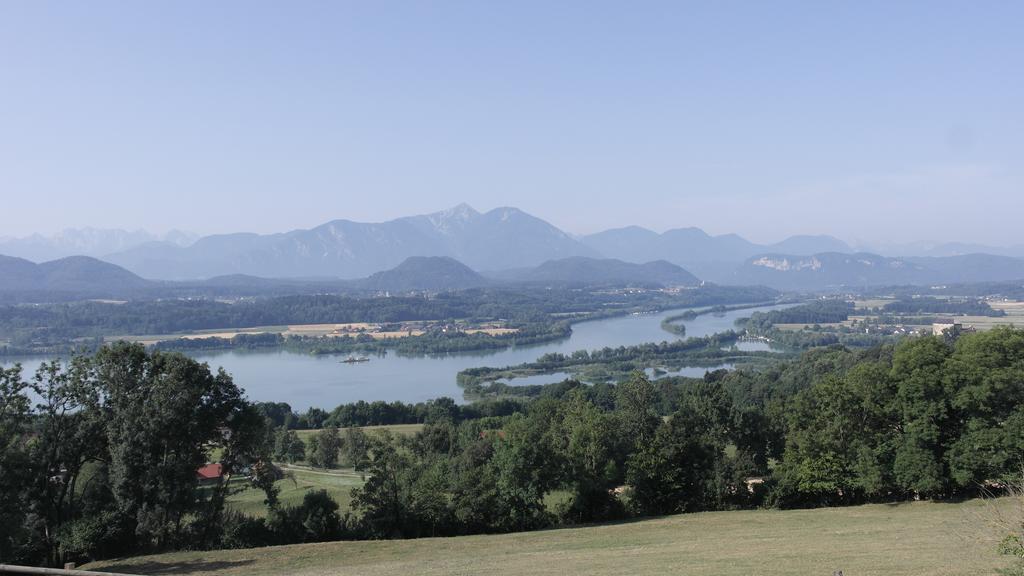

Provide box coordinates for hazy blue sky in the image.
[1,1,1021,245]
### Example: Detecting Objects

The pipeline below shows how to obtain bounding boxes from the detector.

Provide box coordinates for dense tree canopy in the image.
[3,327,1023,567]
[0,344,271,566]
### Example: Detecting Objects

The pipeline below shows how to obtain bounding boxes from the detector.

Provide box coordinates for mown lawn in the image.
[219,424,424,516]
[224,468,364,517]
[86,498,1019,576]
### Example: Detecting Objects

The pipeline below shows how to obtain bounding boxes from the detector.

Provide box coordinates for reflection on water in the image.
[2,303,791,410]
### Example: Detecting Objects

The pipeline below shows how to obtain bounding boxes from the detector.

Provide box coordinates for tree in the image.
[557,390,622,523]
[627,400,724,516]
[490,407,561,531]
[274,429,306,464]
[257,402,295,429]
[198,401,273,545]
[26,358,105,566]
[615,372,661,451]
[298,490,342,542]
[307,427,341,469]
[891,337,951,496]
[350,433,414,538]
[298,407,329,429]
[0,364,34,564]
[92,343,251,550]
[341,427,371,470]
[943,327,1024,487]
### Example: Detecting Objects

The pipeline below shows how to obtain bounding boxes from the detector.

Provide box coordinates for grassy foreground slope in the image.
[86,499,1015,576]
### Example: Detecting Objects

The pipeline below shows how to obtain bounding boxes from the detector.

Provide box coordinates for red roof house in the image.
[196,463,224,482]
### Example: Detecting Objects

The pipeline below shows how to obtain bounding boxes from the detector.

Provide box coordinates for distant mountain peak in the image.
[488,206,524,221]
[0,228,197,262]
[426,203,481,234]
[105,205,597,280]
[436,203,481,222]
[446,202,480,217]
[769,234,852,255]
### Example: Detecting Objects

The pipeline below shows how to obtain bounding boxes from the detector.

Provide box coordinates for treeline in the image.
[767,328,1024,505]
[887,281,1024,301]
[740,300,899,350]
[455,331,766,393]
[881,296,1005,317]
[659,302,780,339]
[152,321,574,357]
[255,397,527,430]
[744,300,853,332]
[0,284,776,353]
[750,328,897,350]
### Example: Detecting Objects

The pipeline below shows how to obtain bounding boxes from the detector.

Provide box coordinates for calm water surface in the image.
[3,304,790,410]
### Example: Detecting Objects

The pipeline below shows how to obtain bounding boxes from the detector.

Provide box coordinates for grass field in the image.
[222,425,424,517]
[957,301,1024,331]
[85,498,1019,576]
[225,468,364,517]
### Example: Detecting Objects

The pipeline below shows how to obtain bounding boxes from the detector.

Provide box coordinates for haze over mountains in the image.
[731,252,1024,291]
[2,204,1024,292]
[102,204,598,280]
[0,253,701,303]
[0,228,196,263]
[0,255,154,300]
[490,257,700,287]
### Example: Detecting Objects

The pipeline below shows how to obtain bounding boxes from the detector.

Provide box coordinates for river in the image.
[2,303,790,410]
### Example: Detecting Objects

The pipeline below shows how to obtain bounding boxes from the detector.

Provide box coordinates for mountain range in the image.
[0,254,705,303]
[3,204,1024,292]
[0,228,196,262]
[86,205,899,282]
[102,204,598,280]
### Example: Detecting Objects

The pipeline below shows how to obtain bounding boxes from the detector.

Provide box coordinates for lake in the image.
[2,303,790,410]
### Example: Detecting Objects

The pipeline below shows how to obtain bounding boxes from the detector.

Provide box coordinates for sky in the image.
[1,1,1022,245]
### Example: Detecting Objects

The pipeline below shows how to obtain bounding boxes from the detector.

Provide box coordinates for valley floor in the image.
[85,498,1018,576]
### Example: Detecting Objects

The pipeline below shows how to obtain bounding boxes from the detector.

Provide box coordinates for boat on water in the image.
[341,355,370,363]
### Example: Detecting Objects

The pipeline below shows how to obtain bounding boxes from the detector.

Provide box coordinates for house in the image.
[196,463,224,484]
[932,319,961,336]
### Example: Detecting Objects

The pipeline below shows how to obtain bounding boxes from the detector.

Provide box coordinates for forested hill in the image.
[491,257,700,286]
[357,256,491,291]
[0,254,153,295]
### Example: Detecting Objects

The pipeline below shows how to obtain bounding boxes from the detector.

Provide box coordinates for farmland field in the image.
[773,299,1024,334]
[86,498,1019,576]
[957,300,1024,331]
[105,322,518,346]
